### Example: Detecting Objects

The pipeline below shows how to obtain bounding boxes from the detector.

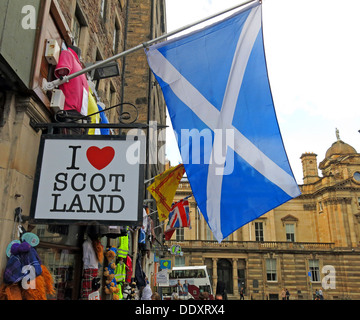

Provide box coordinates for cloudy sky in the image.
[164,0,360,184]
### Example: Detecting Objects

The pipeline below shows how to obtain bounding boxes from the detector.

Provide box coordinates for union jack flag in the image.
[164,199,190,240]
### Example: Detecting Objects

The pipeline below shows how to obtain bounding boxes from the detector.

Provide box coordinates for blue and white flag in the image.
[145,3,301,242]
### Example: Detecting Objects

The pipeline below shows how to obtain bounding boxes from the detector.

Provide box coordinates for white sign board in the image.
[156,269,169,286]
[30,135,145,225]
[88,290,101,300]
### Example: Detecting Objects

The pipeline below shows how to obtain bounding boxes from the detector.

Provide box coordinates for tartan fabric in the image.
[4,244,42,284]
[80,268,98,300]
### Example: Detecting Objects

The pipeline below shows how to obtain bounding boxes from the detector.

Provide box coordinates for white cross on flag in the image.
[145,2,301,242]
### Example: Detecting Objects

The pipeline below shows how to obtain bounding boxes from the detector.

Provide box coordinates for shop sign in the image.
[88,291,101,300]
[156,269,169,286]
[169,244,183,256]
[30,135,145,225]
[160,259,171,270]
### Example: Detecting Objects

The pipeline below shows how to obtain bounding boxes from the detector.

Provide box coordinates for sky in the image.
[164,0,360,184]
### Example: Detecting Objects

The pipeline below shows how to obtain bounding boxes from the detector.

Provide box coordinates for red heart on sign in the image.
[86,146,115,170]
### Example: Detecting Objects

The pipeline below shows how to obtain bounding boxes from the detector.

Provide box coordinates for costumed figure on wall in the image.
[0,232,55,300]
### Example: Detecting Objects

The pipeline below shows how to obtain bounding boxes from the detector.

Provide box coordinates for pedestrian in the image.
[281,288,286,300]
[240,287,245,300]
[176,279,183,294]
[183,280,189,294]
[285,288,290,300]
[318,289,324,300]
[216,281,228,300]
[141,283,152,300]
[215,294,223,300]
[314,289,319,300]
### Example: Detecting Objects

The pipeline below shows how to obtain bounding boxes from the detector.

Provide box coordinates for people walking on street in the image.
[318,289,324,300]
[240,287,245,300]
[281,288,286,300]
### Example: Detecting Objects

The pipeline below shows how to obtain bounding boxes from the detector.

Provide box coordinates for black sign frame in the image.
[30,134,145,226]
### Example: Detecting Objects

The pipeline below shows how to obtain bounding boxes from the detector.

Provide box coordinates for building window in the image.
[255,222,264,241]
[175,256,185,267]
[309,259,320,282]
[319,201,323,212]
[113,18,121,53]
[285,224,295,242]
[266,258,277,282]
[94,49,104,91]
[72,15,81,46]
[72,5,88,50]
[100,0,107,19]
[206,224,213,241]
[176,228,184,241]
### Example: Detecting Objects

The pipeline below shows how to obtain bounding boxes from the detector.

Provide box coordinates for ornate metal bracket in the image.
[30,102,166,133]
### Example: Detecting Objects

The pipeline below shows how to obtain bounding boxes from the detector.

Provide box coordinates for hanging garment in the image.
[80,268,98,300]
[114,262,126,284]
[138,228,146,251]
[87,87,101,135]
[54,48,89,116]
[135,254,146,289]
[117,234,129,259]
[114,283,123,300]
[125,255,132,283]
[82,238,98,269]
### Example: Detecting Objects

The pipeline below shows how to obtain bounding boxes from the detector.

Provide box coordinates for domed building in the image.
[319,130,360,181]
[166,130,360,300]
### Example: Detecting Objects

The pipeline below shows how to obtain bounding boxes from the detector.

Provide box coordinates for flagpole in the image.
[43,0,260,91]
[147,194,193,217]
[144,176,156,184]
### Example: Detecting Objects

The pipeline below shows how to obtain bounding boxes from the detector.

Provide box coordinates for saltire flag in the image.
[147,163,186,222]
[164,199,190,240]
[145,2,301,242]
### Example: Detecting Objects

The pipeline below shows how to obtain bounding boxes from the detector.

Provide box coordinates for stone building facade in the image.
[0,0,166,299]
[167,133,360,300]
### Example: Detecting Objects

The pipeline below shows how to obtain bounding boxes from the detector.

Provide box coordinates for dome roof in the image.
[325,139,357,158]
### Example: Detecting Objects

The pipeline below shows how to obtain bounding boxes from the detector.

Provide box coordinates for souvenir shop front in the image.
[2,210,154,300]
[0,133,153,300]
[30,223,137,300]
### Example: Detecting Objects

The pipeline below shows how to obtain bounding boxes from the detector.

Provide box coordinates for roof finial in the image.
[336,128,340,141]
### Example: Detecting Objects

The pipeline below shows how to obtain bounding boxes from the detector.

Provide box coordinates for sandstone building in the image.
[166,133,360,300]
[0,0,165,299]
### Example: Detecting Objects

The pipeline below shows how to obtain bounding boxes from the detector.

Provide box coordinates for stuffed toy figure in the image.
[0,239,55,300]
[103,247,120,299]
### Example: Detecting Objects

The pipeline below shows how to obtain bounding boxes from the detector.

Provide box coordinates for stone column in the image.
[212,258,218,295]
[232,258,238,297]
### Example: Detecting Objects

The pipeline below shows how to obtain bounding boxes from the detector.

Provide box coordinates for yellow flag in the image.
[147,164,185,221]
[88,87,100,135]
